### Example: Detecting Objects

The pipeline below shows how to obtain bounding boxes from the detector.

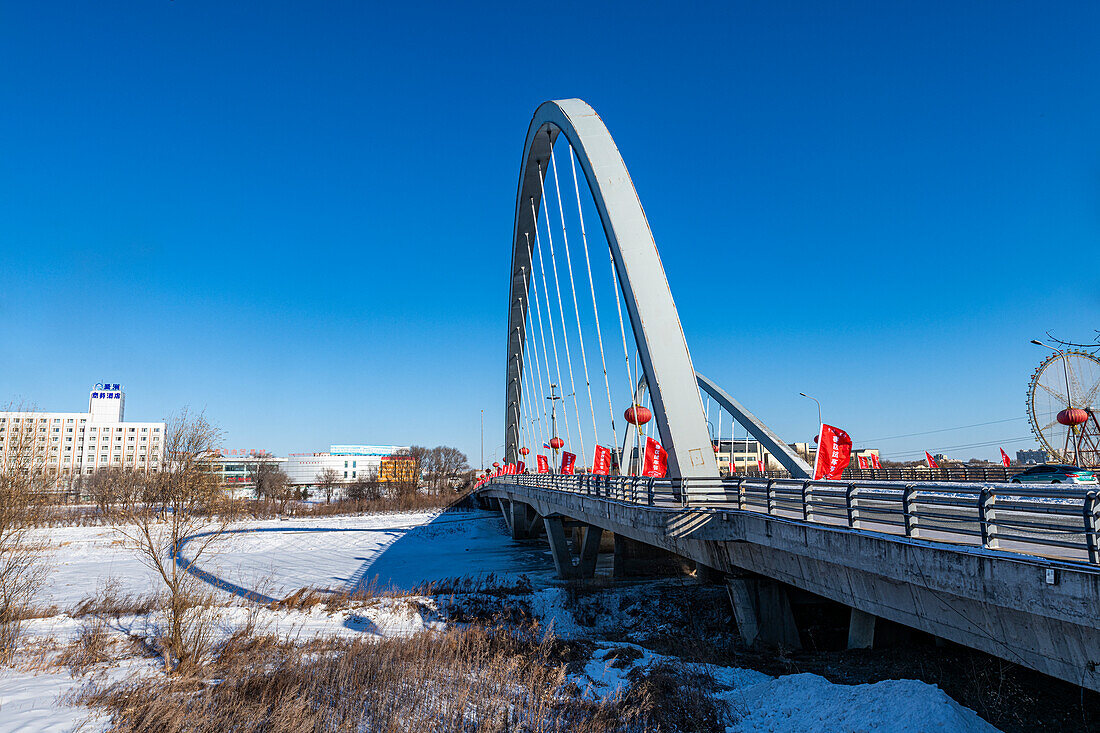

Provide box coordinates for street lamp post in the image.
[1031,340,1073,407]
[799,392,823,428]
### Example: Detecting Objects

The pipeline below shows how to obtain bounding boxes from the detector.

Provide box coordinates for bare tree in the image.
[316,467,340,504]
[115,409,226,674]
[433,446,469,491]
[0,404,48,663]
[346,470,381,506]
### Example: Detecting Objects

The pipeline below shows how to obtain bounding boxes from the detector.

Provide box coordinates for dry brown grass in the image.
[76,619,731,732]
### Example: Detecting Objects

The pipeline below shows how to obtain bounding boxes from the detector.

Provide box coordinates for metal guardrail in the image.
[738,466,1033,482]
[479,474,1100,566]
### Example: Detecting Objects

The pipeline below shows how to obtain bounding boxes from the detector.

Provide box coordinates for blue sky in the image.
[1,1,1097,467]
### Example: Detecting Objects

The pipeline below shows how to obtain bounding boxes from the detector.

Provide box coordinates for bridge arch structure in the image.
[505,99,792,478]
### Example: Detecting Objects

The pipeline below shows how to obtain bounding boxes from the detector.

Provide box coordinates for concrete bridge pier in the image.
[724,574,802,649]
[543,516,603,579]
[847,608,877,649]
[500,499,540,540]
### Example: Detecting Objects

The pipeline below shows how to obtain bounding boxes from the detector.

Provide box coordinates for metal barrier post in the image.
[1084,491,1099,564]
[903,484,920,538]
[766,479,776,516]
[737,478,745,511]
[846,483,860,529]
[801,481,813,522]
[979,489,998,549]
[647,477,654,506]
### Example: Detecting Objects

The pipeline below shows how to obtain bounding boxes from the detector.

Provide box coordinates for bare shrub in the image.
[0,402,49,663]
[115,408,228,674]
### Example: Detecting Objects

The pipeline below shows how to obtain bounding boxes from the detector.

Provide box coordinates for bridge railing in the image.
[481,474,1100,565]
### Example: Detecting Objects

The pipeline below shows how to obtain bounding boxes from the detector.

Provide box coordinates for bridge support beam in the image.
[847,608,877,649]
[543,517,603,579]
[725,576,802,649]
[503,500,539,540]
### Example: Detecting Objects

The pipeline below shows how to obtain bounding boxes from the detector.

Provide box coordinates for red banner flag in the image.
[560,451,576,475]
[870,453,881,469]
[925,452,939,469]
[592,445,611,476]
[516,461,525,474]
[999,448,1011,468]
[641,437,668,478]
[813,424,853,480]
[536,455,550,474]
[756,459,764,473]
[857,455,868,469]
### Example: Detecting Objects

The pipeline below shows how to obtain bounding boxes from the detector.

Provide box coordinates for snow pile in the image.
[725,673,1000,733]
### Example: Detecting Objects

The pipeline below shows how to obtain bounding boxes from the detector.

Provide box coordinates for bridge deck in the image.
[476,474,1100,692]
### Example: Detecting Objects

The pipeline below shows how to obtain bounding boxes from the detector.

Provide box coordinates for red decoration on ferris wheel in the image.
[549,437,564,449]
[1058,408,1089,426]
[624,406,652,425]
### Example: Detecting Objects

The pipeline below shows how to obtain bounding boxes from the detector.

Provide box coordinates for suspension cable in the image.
[569,147,620,472]
[524,233,552,448]
[612,249,636,474]
[550,142,596,468]
[530,186,572,453]
[538,150,583,463]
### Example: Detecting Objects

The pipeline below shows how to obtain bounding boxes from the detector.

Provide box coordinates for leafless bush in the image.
[70,577,158,620]
[0,402,50,663]
[115,408,229,674]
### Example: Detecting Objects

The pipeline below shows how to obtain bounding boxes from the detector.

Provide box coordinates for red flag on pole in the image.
[536,455,550,474]
[592,445,611,476]
[857,455,868,469]
[560,451,576,475]
[925,452,939,469]
[999,448,1011,468]
[756,459,764,473]
[870,453,881,469]
[641,437,668,478]
[516,461,525,474]
[813,424,853,480]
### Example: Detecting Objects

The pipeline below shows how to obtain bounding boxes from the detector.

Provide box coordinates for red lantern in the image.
[813,435,819,444]
[624,406,652,425]
[492,462,500,468]
[520,447,530,456]
[549,437,564,449]
[713,445,719,453]
[1058,408,1089,426]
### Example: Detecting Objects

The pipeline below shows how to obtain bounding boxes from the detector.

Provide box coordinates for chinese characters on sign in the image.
[592,445,611,476]
[641,437,668,478]
[560,451,577,475]
[813,424,852,480]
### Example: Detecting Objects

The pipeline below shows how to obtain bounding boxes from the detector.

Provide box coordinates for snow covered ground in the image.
[0,509,1002,732]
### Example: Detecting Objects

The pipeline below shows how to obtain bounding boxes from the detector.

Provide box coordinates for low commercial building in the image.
[0,383,165,476]
[283,445,412,485]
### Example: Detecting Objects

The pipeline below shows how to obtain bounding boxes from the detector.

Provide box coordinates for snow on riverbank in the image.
[1,510,1002,732]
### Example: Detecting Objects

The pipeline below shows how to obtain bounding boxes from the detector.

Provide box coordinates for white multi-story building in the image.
[283,445,411,485]
[0,383,165,476]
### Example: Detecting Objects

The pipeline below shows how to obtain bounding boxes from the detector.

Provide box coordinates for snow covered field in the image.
[0,509,1001,732]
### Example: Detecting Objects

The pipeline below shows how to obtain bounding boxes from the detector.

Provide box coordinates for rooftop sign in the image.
[329,445,406,456]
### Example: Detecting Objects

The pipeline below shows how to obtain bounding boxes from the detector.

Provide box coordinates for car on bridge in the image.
[1010,464,1097,484]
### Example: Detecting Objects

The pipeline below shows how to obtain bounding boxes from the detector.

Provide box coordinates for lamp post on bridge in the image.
[799,392,823,470]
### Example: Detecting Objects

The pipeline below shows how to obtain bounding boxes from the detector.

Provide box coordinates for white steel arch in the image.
[505,99,718,478]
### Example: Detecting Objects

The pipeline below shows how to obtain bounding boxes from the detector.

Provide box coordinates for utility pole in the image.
[480,409,484,472]
[547,383,562,464]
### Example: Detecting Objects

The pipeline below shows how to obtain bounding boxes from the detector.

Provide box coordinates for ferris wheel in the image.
[1026,349,1100,467]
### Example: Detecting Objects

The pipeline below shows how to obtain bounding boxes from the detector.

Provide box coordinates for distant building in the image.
[1016,449,1049,465]
[711,439,879,474]
[283,445,411,485]
[208,451,287,486]
[0,383,164,476]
